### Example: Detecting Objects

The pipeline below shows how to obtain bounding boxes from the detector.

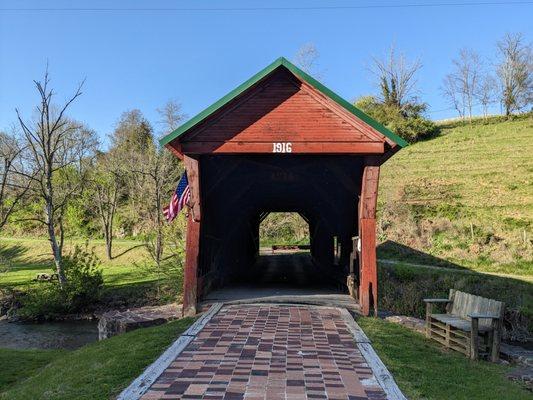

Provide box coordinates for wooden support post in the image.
[183,213,200,317]
[425,302,432,338]
[184,155,201,222]
[491,318,502,362]
[445,323,451,347]
[182,155,201,317]
[470,318,479,360]
[358,165,380,316]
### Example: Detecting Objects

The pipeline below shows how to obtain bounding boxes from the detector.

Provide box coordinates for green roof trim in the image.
[160,57,408,148]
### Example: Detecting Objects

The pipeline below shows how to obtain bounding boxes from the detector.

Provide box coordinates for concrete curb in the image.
[340,308,408,400]
[116,303,223,400]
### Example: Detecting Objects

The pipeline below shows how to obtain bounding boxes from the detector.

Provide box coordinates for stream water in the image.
[0,319,98,350]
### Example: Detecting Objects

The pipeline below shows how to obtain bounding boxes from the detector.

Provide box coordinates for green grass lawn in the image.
[0,317,194,400]
[379,115,533,276]
[0,348,64,393]
[0,237,158,288]
[358,317,530,400]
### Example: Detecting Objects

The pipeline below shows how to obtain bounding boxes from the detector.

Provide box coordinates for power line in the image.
[1,1,533,12]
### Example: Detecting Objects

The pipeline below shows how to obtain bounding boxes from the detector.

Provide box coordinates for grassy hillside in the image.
[378,114,533,276]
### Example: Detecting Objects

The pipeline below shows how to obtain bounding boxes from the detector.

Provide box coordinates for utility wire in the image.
[2,1,533,12]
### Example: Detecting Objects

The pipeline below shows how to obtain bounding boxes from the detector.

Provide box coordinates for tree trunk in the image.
[45,199,65,286]
[155,188,163,266]
[104,227,113,260]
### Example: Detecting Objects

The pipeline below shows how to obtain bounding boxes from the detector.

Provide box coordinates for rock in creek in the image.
[97,303,182,340]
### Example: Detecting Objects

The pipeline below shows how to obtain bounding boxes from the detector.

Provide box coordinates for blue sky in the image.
[1,0,532,146]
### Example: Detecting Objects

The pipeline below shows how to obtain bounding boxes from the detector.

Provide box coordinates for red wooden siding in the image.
[179,69,387,154]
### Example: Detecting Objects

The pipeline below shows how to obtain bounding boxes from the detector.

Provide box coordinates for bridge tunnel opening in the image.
[197,154,364,301]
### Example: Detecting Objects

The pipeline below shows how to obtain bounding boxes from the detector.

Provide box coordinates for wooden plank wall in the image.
[178,69,386,155]
[358,164,380,316]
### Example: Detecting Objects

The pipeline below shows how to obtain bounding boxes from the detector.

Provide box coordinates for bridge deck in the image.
[201,253,360,313]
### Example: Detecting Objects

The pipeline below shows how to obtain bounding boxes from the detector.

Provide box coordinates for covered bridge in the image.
[160,57,407,317]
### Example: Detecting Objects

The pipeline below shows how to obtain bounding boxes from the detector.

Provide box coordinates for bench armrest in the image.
[423,298,451,303]
[468,313,500,320]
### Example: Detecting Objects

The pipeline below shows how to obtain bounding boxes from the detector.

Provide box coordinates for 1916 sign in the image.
[272,142,292,153]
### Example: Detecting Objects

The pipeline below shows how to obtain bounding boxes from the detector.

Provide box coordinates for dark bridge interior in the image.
[197,154,364,298]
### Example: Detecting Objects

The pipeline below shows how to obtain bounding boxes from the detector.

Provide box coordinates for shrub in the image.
[17,245,103,320]
[355,95,439,142]
[62,244,104,310]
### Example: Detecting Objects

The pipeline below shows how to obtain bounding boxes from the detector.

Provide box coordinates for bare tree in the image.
[442,73,465,118]
[371,46,422,112]
[441,48,484,119]
[476,74,498,117]
[294,43,322,79]
[0,130,31,229]
[157,100,185,134]
[15,70,98,285]
[496,32,533,116]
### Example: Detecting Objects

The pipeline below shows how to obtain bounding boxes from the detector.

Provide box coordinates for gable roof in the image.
[160,57,408,148]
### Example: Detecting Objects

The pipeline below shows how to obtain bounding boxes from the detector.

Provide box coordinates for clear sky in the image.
[1,0,532,146]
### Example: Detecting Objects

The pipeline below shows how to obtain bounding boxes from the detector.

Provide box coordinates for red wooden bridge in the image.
[160,57,407,317]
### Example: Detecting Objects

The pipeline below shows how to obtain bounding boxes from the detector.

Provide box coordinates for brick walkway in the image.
[141,305,386,400]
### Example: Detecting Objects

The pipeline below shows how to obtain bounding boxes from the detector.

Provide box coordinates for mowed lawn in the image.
[0,237,158,288]
[359,318,530,400]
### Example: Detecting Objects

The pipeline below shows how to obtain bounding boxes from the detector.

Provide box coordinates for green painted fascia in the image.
[159,57,285,147]
[160,56,408,148]
[279,58,409,148]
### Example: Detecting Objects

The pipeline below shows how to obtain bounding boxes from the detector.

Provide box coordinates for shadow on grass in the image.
[0,243,27,261]
[378,240,465,270]
[0,242,52,274]
[376,241,532,342]
[110,243,147,260]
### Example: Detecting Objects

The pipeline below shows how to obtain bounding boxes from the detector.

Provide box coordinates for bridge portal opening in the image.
[259,212,309,249]
[198,154,362,302]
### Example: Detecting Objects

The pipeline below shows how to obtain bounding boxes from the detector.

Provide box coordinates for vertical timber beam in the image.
[184,156,201,222]
[358,164,380,316]
[182,155,201,316]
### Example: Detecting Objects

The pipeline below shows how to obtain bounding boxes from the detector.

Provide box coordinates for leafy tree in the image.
[111,109,153,152]
[0,130,31,229]
[355,96,437,143]
[91,152,125,259]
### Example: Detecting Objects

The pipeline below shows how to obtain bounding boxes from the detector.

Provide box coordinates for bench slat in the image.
[431,314,491,332]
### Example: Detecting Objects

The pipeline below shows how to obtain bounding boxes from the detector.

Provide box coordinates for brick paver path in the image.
[141,305,386,400]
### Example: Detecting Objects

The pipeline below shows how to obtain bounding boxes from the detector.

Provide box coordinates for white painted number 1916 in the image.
[272,142,292,153]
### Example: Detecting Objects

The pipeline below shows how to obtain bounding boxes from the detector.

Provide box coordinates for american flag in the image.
[163,172,190,222]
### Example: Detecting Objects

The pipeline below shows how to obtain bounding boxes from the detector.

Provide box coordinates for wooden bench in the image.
[423,289,504,361]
